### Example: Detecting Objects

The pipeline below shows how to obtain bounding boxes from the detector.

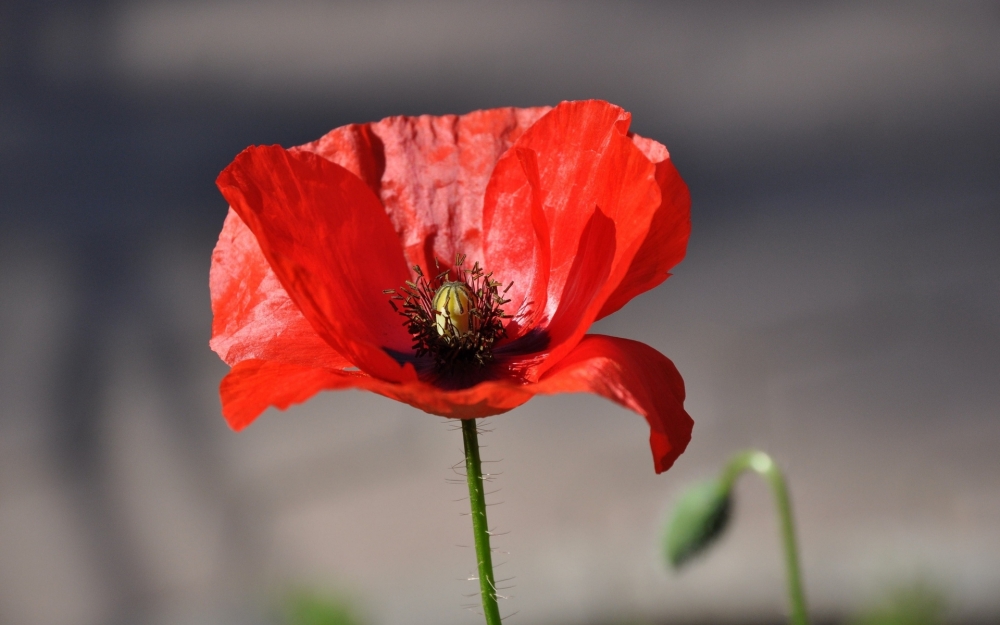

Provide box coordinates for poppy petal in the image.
[216,145,415,383]
[597,135,691,319]
[541,207,616,348]
[483,147,551,339]
[294,123,387,196]
[299,107,552,274]
[531,334,692,474]
[210,208,353,370]
[222,334,691,473]
[220,358,535,431]
[220,359,361,431]
[485,101,661,369]
[370,378,537,419]
[511,101,660,316]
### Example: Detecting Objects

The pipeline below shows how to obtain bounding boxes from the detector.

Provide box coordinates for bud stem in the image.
[462,419,503,625]
[720,451,809,625]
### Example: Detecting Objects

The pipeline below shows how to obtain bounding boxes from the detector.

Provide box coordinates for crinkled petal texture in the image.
[211,100,692,472]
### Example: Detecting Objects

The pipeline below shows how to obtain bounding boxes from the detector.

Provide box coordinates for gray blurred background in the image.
[1,2,998,624]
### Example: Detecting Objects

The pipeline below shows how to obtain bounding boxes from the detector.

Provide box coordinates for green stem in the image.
[721,451,809,625]
[462,418,503,625]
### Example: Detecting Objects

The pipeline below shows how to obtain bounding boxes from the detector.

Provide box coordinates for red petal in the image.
[531,334,692,474]
[210,208,352,370]
[294,123,386,195]
[483,147,551,338]
[220,358,535,430]
[220,359,360,431]
[370,378,536,419]
[485,101,660,372]
[222,334,691,474]
[299,107,551,274]
[597,135,691,319]
[541,207,616,347]
[216,145,415,383]
[512,101,659,317]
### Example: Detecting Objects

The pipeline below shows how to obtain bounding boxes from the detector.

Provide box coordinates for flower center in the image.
[433,281,472,337]
[386,255,510,373]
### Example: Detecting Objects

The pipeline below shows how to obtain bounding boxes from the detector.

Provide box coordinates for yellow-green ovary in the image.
[433,282,472,336]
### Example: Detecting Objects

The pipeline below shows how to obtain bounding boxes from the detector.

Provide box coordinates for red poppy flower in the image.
[211,100,693,473]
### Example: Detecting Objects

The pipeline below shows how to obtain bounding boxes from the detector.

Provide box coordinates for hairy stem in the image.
[462,418,503,625]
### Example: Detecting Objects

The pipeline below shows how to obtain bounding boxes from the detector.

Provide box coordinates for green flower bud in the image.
[432,281,472,337]
[663,478,732,569]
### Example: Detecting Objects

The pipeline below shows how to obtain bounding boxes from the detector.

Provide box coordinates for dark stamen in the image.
[388,255,508,374]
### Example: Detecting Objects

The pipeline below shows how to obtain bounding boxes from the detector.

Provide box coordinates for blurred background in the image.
[1,2,998,624]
